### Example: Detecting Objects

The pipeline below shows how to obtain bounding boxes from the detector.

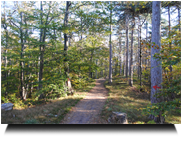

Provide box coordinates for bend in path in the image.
[60,79,108,124]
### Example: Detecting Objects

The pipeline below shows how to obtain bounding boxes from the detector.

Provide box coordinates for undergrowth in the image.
[1,78,96,124]
[101,75,181,124]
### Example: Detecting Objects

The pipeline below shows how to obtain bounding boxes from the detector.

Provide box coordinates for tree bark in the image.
[105,58,107,78]
[63,1,73,94]
[109,2,112,84]
[38,1,44,99]
[139,21,142,89]
[90,50,93,78]
[123,46,125,76]
[145,21,148,71]
[19,11,27,100]
[95,59,98,79]
[129,13,135,86]
[168,5,172,73]
[125,13,129,78]
[150,1,164,123]
[119,36,122,76]
[137,24,140,79]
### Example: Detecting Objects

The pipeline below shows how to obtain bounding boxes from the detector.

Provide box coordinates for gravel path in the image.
[60,79,108,124]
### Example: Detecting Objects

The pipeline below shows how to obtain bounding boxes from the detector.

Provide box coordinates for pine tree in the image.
[150,1,164,123]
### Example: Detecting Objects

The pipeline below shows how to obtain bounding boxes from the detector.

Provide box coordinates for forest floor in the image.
[60,79,109,124]
[100,75,181,124]
[2,76,180,124]
[1,80,96,124]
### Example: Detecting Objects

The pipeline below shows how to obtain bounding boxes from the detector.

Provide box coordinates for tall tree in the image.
[38,1,52,99]
[129,12,135,86]
[125,13,129,78]
[63,1,73,94]
[119,34,122,76]
[109,1,112,84]
[2,1,9,97]
[150,1,164,123]
[137,23,140,79]
[168,3,172,74]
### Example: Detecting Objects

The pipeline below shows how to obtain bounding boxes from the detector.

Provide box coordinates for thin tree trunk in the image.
[2,1,9,97]
[101,61,103,78]
[125,13,129,79]
[63,1,73,94]
[19,11,26,100]
[168,5,172,73]
[150,1,164,124]
[123,46,125,76]
[139,22,142,90]
[145,21,148,71]
[105,58,107,78]
[38,1,44,99]
[137,24,140,79]
[90,50,93,78]
[129,13,135,86]
[79,16,83,71]
[119,36,122,75]
[115,58,117,76]
[109,2,112,84]
[39,1,52,99]
[95,59,98,79]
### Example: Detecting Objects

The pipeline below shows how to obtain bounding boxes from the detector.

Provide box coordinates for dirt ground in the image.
[60,79,109,124]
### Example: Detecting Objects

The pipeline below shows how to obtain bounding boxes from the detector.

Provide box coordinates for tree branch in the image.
[9,19,20,29]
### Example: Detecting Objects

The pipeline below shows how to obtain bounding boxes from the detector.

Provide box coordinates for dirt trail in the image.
[60,79,108,124]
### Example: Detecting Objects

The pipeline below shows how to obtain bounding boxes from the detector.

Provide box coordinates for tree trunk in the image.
[150,1,164,124]
[123,46,125,76]
[119,36,122,75]
[137,24,140,79]
[115,58,118,76]
[105,58,107,78]
[101,60,103,77]
[79,15,83,71]
[129,13,135,86]
[109,2,112,84]
[90,50,93,78]
[168,5,172,74]
[19,11,27,100]
[145,21,148,72]
[125,13,129,78]
[2,2,9,97]
[139,21,142,90]
[95,59,98,79]
[38,1,44,99]
[63,1,73,94]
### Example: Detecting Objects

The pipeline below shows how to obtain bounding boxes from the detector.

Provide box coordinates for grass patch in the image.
[2,79,98,124]
[101,75,181,124]
[1,94,84,124]
[75,79,96,92]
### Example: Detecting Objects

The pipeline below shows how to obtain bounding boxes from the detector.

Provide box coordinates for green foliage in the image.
[142,99,181,117]
[142,24,181,122]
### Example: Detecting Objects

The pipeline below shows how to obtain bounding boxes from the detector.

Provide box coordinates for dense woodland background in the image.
[1,1,181,124]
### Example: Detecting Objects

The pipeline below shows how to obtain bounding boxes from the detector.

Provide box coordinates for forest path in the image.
[60,79,109,124]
